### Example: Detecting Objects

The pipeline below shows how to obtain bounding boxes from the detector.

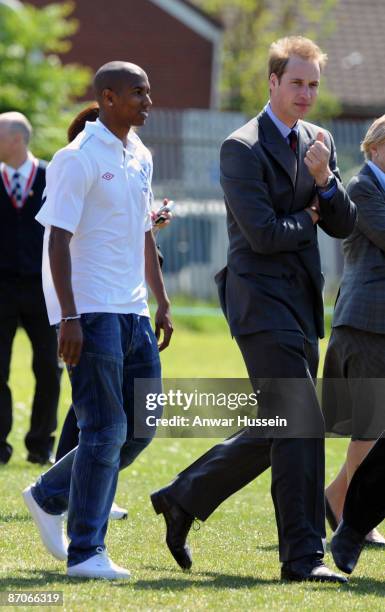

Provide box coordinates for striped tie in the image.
[11,171,23,208]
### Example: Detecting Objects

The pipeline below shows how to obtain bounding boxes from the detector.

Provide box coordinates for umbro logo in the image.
[102,172,114,180]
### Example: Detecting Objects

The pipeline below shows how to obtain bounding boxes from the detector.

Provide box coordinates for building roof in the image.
[149,0,222,43]
[322,0,385,117]
[177,0,223,29]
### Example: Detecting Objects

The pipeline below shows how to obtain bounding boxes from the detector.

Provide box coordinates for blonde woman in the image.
[323,115,385,546]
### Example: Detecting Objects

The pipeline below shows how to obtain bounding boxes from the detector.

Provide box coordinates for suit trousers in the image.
[0,277,61,456]
[343,432,385,534]
[167,330,326,562]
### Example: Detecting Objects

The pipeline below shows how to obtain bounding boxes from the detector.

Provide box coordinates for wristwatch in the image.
[317,174,336,192]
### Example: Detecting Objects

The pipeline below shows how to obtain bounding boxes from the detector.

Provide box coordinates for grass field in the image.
[1,314,384,611]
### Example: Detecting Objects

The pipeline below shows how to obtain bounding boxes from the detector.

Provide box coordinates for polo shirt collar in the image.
[85,118,139,153]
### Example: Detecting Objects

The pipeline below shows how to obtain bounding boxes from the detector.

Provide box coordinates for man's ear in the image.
[101,88,115,108]
[269,73,278,89]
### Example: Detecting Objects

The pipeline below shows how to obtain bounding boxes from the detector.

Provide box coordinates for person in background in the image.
[331,432,385,574]
[0,112,61,466]
[323,115,385,547]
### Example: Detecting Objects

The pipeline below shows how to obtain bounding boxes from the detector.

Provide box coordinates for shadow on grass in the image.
[255,544,279,552]
[0,568,279,591]
[134,570,280,590]
[1,569,384,597]
[348,576,385,596]
[131,566,385,595]
[131,574,385,595]
[0,513,30,523]
[0,571,116,589]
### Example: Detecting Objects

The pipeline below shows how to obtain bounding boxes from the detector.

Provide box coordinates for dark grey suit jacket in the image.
[333,163,385,333]
[216,109,356,339]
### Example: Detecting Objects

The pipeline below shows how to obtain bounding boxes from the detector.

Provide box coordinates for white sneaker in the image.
[110,501,128,520]
[22,485,68,561]
[67,549,131,580]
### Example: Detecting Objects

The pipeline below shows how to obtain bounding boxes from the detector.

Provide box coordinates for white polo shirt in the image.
[36,119,153,324]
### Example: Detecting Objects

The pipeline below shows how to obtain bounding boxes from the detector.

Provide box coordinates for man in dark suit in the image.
[0,112,61,465]
[151,36,356,582]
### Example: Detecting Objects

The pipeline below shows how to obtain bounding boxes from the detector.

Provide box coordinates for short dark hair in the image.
[93,61,146,102]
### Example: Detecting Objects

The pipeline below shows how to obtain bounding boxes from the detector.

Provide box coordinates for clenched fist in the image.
[304,131,333,187]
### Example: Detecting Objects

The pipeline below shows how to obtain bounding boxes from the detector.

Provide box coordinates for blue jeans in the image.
[32,313,161,566]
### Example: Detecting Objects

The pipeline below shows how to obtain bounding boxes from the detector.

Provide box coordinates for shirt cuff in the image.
[317,179,337,200]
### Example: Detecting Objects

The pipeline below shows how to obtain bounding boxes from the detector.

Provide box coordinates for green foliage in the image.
[193,0,341,120]
[0,1,91,160]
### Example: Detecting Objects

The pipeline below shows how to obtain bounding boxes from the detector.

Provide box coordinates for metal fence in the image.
[143,110,374,300]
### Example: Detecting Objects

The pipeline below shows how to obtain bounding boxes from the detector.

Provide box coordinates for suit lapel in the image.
[362,163,385,196]
[259,112,297,187]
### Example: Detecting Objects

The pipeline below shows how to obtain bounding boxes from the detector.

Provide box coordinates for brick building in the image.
[27,0,223,109]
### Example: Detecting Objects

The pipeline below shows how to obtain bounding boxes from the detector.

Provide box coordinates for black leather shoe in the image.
[330,520,365,574]
[151,489,193,570]
[281,556,348,583]
[27,452,55,466]
[0,442,12,465]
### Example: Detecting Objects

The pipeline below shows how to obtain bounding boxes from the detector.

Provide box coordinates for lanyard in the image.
[0,158,38,209]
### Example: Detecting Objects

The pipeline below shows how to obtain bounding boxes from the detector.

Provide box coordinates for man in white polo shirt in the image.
[22,61,172,580]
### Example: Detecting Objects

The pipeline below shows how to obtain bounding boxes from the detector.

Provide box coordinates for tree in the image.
[0,1,91,159]
[193,0,340,119]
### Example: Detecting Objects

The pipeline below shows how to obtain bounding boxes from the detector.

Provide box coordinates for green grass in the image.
[1,323,384,611]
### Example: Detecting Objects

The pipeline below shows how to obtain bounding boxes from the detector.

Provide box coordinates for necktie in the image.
[11,171,23,208]
[288,130,298,156]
